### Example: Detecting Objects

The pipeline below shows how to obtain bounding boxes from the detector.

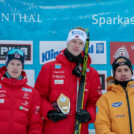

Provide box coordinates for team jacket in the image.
[35,49,101,134]
[0,66,43,134]
[94,76,134,134]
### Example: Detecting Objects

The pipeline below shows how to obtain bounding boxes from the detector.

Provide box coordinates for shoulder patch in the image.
[96,106,98,113]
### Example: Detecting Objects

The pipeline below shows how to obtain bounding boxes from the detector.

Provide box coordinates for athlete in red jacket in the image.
[35,27,102,134]
[0,49,43,134]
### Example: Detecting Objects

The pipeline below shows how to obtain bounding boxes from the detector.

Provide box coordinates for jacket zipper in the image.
[125,90,132,134]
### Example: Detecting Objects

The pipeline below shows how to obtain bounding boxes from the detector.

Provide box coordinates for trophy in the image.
[57,93,70,114]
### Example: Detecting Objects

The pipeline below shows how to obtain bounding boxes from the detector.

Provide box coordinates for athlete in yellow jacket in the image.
[94,56,134,134]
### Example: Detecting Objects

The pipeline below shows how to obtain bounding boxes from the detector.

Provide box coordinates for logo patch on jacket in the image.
[0,99,4,103]
[0,84,2,89]
[96,106,98,113]
[20,106,29,111]
[129,85,134,88]
[55,64,61,69]
[112,102,122,107]
[115,114,125,118]
[22,87,32,92]
[54,80,64,84]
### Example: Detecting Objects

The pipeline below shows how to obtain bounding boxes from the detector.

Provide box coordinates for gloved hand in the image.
[75,109,91,123]
[47,110,67,122]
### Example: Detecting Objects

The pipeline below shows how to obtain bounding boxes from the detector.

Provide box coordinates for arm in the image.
[85,68,102,123]
[27,89,43,134]
[94,96,117,134]
[35,64,54,121]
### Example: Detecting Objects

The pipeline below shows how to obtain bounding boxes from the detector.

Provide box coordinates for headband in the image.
[66,29,87,45]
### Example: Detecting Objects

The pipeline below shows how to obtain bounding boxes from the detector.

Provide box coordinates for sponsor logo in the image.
[42,49,61,62]
[53,71,64,74]
[22,87,32,92]
[115,114,125,118]
[0,99,4,103]
[96,43,104,54]
[54,80,64,84]
[89,45,94,53]
[72,31,84,37]
[129,85,134,88]
[0,94,6,97]
[0,84,2,88]
[0,90,6,93]
[55,64,61,69]
[112,102,122,107]
[0,44,32,61]
[88,43,105,54]
[113,46,129,59]
[116,58,126,64]
[96,106,98,113]
[22,101,29,106]
[23,92,29,99]
[20,106,29,111]
[0,13,42,23]
[52,75,65,79]
[35,106,40,114]
[110,42,134,64]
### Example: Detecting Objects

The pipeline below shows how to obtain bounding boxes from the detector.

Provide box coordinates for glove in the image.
[76,109,91,123]
[47,110,67,122]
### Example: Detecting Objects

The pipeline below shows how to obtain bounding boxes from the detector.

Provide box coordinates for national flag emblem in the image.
[14,53,20,58]
[55,64,61,69]
[75,35,79,38]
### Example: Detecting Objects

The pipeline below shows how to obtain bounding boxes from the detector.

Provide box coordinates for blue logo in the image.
[96,43,104,54]
[96,106,98,113]
[88,45,94,53]
[129,85,134,88]
[112,102,122,107]
[22,88,32,92]
[72,31,84,37]
[42,49,61,62]
[55,64,61,69]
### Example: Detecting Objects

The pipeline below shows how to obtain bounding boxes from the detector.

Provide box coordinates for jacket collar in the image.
[56,49,91,67]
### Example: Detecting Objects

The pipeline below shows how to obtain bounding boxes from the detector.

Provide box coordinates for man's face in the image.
[6,59,23,79]
[67,39,85,56]
[115,65,132,81]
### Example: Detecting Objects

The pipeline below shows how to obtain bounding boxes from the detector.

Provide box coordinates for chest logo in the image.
[112,102,122,107]
[22,87,32,92]
[54,80,64,84]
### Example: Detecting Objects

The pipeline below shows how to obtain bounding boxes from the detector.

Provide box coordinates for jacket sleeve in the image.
[35,64,54,121]
[27,89,43,134]
[85,68,102,123]
[94,95,117,134]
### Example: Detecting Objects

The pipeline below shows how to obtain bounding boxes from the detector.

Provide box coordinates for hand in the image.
[47,110,67,122]
[76,109,91,123]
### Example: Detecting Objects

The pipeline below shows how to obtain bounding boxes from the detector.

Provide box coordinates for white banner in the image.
[89,41,106,64]
[40,41,66,64]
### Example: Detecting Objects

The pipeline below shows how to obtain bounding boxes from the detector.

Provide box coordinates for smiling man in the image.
[0,49,43,134]
[94,56,134,134]
[35,26,101,134]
